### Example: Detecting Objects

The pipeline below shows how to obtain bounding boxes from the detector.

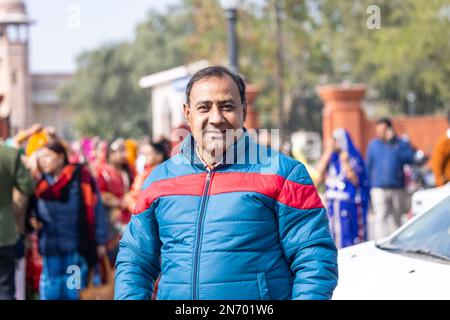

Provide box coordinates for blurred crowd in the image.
[0,123,177,300]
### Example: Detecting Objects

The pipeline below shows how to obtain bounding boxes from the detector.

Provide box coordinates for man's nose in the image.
[208,106,225,125]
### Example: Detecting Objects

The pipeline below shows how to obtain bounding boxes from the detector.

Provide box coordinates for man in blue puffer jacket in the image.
[115,66,338,300]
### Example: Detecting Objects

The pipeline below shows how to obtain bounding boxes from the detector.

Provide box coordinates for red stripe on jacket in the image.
[132,172,323,214]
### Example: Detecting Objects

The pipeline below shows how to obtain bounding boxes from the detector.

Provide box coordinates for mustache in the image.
[202,128,242,134]
[203,129,226,134]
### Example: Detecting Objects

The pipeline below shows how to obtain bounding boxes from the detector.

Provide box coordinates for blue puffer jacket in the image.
[115,132,338,300]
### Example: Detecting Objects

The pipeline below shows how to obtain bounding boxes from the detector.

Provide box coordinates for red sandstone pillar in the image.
[316,84,367,154]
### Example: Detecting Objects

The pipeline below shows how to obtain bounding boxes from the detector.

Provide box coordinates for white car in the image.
[411,182,450,216]
[333,195,450,300]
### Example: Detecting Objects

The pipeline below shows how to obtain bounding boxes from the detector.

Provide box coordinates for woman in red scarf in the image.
[29,142,107,300]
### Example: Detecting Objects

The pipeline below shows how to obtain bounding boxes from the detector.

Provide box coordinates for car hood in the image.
[411,183,450,215]
[333,241,450,300]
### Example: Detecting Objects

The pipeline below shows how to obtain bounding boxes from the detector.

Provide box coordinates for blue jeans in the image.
[40,252,88,300]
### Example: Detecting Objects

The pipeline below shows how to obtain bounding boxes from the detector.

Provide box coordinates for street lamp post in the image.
[220,0,239,73]
[407,91,416,116]
[219,0,260,131]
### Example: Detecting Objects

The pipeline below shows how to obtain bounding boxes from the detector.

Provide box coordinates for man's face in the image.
[184,75,247,158]
[375,123,388,140]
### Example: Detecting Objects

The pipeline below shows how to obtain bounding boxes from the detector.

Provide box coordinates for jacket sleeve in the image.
[114,203,162,300]
[276,163,338,300]
[13,151,35,196]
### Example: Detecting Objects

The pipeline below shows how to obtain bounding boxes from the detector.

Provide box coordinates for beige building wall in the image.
[32,74,74,139]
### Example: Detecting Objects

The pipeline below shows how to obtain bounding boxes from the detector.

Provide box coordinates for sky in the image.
[26,0,178,73]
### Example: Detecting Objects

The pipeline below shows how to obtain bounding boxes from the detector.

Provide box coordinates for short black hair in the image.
[185,66,246,105]
[376,117,392,128]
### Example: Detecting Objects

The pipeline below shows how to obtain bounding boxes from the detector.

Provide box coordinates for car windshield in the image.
[377,195,450,262]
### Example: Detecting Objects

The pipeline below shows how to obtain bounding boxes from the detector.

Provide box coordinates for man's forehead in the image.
[190,76,239,96]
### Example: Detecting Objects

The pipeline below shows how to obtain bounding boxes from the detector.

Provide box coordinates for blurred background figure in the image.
[124,139,138,176]
[124,141,168,213]
[90,140,108,178]
[431,111,450,187]
[366,118,416,240]
[0,145,35,300]
[28,141,107,300]
[4,124,59,155]
[95,138,134,264]
[135,136,151,175]
[2,123,54,300]
[316,128,370,248]
[4,124,44,150]
[291,145,319,184]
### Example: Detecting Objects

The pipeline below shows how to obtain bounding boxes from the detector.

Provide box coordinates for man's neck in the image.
[382,135,396,144]
[193,129,246,170]
[195,145,223,171]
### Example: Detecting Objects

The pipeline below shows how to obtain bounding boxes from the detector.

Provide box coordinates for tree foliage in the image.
[314,0,450,115]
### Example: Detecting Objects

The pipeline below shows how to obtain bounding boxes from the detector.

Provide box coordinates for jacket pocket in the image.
[257,273,270,300]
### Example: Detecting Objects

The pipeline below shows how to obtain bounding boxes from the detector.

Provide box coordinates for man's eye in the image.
[197,105,209,112]
[222,104,234,110]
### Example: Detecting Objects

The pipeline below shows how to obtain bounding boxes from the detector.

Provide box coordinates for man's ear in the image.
[183,103,191,127]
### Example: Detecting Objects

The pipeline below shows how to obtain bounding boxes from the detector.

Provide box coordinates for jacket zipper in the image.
[192,170,213,300]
